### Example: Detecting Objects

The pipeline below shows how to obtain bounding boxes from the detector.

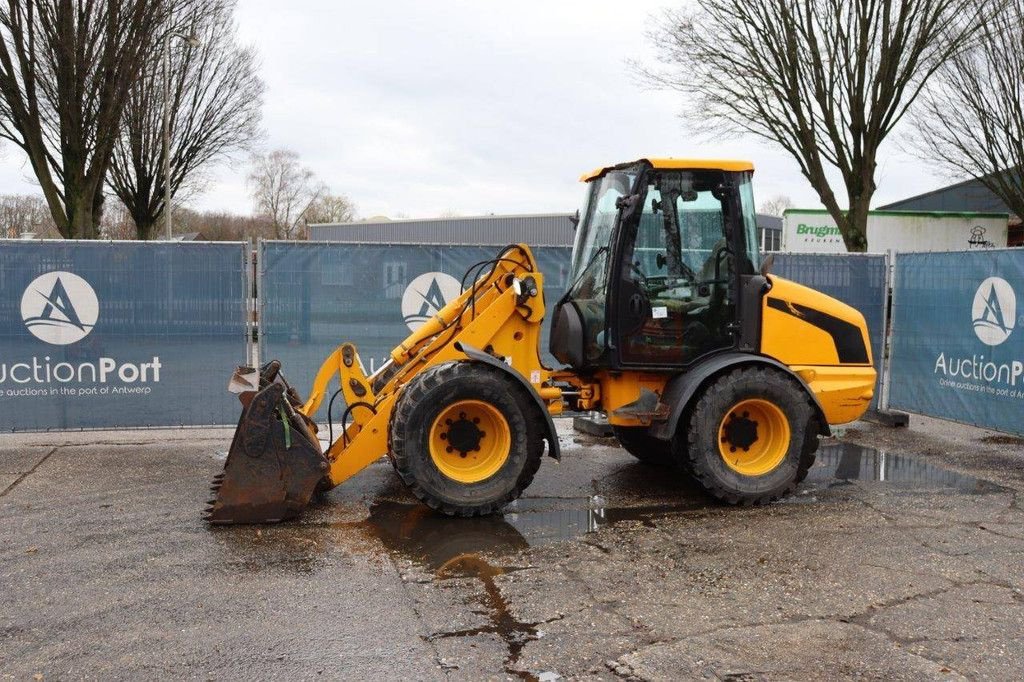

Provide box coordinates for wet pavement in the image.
[2,419,1024,680]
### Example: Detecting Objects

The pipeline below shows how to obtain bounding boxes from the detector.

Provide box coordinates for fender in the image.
[454,342,561,460]
[647,351,831,441]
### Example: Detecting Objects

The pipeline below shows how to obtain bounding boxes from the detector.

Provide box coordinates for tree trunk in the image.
[135,215,156,240]
[67,194,96,240]
[843,200,870,252]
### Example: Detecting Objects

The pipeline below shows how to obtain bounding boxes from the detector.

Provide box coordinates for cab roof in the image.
[579,158,755,182]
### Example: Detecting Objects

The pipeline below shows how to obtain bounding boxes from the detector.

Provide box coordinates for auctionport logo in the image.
[933,276,1024,392]
[20,271,99,345]
[972,277,1016,346]
[401,272,461,331]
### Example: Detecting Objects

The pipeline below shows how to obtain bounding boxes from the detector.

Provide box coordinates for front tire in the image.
[686,366,818,505]
[389,361,541,516]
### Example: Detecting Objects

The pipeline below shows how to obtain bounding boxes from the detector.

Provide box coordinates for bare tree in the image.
[248,148,325,239]
[109,0,264,240]
[643,0,996,251]
[910,0,1024,220]
[0,193,57,237]
[174,206,273,240]
[303,193,356,225]
[0,0,169,238]
[98,202,137,240]
[758,194,794,218]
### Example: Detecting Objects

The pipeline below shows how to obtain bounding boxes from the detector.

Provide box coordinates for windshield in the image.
[736,172,761,272]
[563,167,639,362]
[569,169,639,280]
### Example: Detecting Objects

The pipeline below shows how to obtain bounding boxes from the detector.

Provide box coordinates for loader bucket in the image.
[205,363,330,525]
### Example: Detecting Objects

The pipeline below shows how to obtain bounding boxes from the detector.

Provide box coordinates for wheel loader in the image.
[206,158,876,524]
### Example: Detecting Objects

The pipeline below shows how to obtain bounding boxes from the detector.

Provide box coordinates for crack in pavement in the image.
[605,575,1019,681]
[1,447,58,497]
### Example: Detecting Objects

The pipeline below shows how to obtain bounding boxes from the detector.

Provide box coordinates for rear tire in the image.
[612,426,675,466]
[686,366,818,505]
[389,361,541,516]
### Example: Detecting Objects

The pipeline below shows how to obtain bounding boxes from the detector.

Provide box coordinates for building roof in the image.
[878,176,1015,217]
[309,213,576,247]
[580,158,755,182]
[310,211,782,247]
[157,231,206,242]
[785,207,1009,220]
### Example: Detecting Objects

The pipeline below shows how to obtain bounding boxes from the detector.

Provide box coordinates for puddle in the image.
[213,442,1000,575]
[356,498,700,572]
[807,442,1003,493]
[356,443,1000,569]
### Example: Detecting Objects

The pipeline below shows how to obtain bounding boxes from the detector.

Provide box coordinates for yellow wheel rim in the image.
[429,399,511,483]
[717,398,791,476]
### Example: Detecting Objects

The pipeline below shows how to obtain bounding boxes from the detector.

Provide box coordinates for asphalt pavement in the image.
[2,416,1023,680]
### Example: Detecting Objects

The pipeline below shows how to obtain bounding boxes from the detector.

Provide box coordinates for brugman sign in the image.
[889,251,1024,436]
[0,241,248,430]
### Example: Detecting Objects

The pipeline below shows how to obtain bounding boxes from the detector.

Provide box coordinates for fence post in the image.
[256,238,265,368]
[245,238,254,367]
[868,249,909,426]
[878,249,893,412]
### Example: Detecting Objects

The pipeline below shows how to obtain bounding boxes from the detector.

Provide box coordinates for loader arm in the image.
[310,244,561,489]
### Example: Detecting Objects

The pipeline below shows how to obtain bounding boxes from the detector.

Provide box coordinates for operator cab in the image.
[550,158,762,370]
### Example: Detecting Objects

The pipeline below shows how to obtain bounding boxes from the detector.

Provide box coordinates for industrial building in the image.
[879,176,1022,247]
[309,212,786,250]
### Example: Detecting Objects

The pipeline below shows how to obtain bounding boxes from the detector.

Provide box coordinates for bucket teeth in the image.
[204,372,328,525]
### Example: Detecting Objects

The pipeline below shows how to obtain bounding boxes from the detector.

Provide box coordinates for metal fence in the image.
[772,253,889,410]
[888,249,1024,436]
[0,240,250,430]
[258,242,572,420]
[4,237,1021,438]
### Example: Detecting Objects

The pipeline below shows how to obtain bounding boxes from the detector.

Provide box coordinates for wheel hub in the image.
[721,411,759,452]
[716,398,792,477]
[429,399,511,483]
[442,412,485,457]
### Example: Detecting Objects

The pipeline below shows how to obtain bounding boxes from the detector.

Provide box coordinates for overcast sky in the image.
[0,0,955,221]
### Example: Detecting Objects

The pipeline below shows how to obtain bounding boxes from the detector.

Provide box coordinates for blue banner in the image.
[0,241,249,430]
[889,250,1024,435]
[772,253,887,408]
[260,242,572,420]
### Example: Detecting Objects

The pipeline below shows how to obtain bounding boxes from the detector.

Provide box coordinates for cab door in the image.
[612,170,742,368]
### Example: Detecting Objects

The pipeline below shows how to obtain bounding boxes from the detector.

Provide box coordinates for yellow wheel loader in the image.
[206,159,876,524]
